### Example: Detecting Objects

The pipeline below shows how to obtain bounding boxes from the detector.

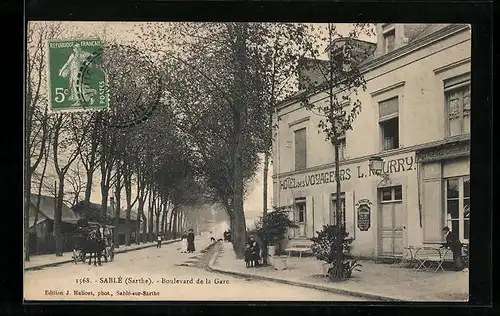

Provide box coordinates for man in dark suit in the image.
[441,227,464,271]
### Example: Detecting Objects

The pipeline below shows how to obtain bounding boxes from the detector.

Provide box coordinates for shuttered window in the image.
[294,128,307,170]
[445,73,471,137]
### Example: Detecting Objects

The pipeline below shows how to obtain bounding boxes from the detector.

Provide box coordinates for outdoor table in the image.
[414,245,449,273]
[398,246,421,268]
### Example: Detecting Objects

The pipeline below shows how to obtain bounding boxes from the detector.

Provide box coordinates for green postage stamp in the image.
[47,39,109,111]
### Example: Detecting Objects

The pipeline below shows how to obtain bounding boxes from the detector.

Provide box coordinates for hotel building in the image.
[272,24,471,259]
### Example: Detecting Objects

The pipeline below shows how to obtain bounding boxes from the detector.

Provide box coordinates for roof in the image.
[72,201,140,221]
[28,193,79,227]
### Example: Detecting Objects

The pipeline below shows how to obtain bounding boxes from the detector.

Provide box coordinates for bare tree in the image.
[24,22,61,261]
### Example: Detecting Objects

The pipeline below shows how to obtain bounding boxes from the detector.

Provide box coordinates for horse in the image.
[85,228,107,266]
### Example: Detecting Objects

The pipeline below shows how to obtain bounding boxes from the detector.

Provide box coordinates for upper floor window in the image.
[384,29,396,53]
[294,128,307,170]
[379,97,399,151]
[445,74,470,137]
[338,135,346,160]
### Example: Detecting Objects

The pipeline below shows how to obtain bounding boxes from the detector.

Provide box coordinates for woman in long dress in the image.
[187,229,195,253]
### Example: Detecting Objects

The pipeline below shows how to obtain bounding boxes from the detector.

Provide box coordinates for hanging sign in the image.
[356,199,372,232]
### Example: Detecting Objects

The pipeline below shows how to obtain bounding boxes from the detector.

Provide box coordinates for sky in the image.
[28,21,375,227]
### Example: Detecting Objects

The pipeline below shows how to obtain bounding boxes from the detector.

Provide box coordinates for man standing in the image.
[442,226,464,271]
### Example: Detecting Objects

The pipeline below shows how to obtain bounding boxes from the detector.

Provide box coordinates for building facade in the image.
[272,24,471,259]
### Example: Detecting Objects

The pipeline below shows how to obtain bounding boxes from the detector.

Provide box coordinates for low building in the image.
[273,24,470,260]
[72,201,141,245]
[28,193,80,254]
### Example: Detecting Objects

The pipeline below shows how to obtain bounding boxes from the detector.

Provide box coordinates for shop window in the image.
[384,29,395,53]
[380,185,403,202]
[445,74,470,137]
[331,193,346,227]
[294,128,307,170]
[445,176,470,242]
[379,97,399,151]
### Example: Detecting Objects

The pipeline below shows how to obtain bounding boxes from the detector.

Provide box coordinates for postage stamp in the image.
[47,38,109,112]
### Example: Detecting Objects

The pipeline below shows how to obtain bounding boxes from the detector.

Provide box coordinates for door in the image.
[297,202,307,237]
[378,186,404,257]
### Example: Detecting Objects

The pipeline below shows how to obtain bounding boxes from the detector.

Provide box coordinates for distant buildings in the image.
[273,24,470,260]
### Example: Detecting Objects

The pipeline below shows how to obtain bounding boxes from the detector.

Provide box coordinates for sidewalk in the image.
[209,243,469,302]
[24,239,181,271]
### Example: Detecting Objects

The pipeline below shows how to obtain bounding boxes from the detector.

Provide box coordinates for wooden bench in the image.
[285,244,313,258]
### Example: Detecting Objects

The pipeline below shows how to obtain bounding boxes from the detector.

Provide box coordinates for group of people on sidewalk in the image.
[244,235,261,268]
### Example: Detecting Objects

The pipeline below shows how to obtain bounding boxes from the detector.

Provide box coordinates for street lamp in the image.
[368,156,390,187]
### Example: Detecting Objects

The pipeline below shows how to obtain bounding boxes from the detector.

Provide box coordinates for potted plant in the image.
[255,206,298,265]
[310,225,362,280]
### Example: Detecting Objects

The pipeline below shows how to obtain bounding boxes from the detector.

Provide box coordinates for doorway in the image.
[295,198,307,237]
[378,185,404,257]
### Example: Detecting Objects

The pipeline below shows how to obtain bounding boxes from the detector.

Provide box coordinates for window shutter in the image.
[345,191,355,238]
[379,97,399,119]
[294,128,307,170]
[422,179,444,243]
[306,196,314,238]
[287,198,295,239]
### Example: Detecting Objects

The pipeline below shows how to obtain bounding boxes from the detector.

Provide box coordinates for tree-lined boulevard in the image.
[25,21,374,268]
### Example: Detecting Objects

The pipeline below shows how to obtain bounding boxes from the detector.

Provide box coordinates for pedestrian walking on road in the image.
[156,234,162,248]
[441,226,464,271]
[187,229,196,253]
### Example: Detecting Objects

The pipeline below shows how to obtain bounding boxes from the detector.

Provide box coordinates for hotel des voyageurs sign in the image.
[279,154,415,191]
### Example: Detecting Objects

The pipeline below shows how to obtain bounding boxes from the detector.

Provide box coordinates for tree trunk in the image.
[33,149,50,254]
[124,171,132,246]
[24,176,31,261]
[168,207,175,235]
[148,187,154,241]
[84,170,93,203]
[114,174,122,248]
[332,142,345,279]
[160,205,167,234]
[172,208,178,238]
[101,189,109,223]
[54,178,65,256]
[136,198,145,245]
[141,212,147,242]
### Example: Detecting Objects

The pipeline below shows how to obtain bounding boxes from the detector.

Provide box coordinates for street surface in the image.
[24,237,365,301]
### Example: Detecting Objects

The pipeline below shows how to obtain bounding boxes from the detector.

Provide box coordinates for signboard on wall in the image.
[356,199,372,231]
[279,154,415,191]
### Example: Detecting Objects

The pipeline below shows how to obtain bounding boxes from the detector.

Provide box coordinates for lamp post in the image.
[368,156,390,187]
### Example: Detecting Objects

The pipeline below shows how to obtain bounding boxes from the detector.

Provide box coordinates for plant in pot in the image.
[310,224,362,280]
[255,206,298,265]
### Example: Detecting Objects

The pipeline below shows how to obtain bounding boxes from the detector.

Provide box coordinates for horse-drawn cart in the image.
[72,219,115,265]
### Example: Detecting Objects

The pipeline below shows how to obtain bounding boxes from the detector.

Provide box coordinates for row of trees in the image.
[25,22,374,274]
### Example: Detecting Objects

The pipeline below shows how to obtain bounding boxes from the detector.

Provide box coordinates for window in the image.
[445,76,470,137]
[331,193,346,227]
[445,176,470,242]
[338,135,346,160]
[380,185,403,202]
[294,128,307,170]
[379,97,399,151]
[384,29,395,53]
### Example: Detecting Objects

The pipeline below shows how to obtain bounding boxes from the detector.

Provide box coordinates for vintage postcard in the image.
[24,21,470,302]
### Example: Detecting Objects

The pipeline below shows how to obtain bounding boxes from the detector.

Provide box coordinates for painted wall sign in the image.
[279,155,415,191]
[356,199,372,232]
